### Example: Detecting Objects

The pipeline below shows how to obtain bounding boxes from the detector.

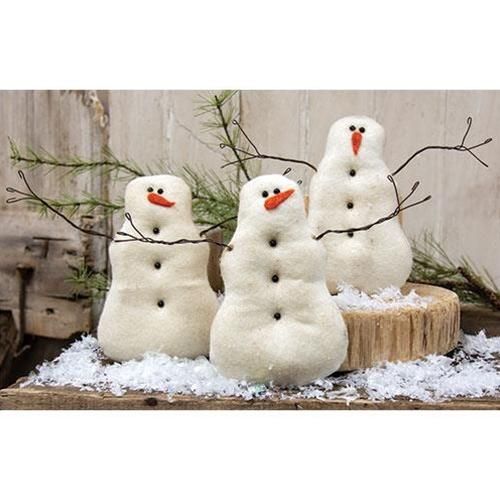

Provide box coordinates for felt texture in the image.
[308,116,413,294]
[210,175,348,386]
[98,175,218,361]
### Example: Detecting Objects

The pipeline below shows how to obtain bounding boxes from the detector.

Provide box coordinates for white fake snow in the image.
[333,284,433,311]
[23,332,500,403]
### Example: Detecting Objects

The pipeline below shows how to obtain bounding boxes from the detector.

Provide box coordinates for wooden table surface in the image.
[1,380,499,410]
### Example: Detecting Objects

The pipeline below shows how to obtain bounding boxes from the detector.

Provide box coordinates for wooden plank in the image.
[440,91,500,284]
[240,90,303,178]
[0,212,101,339]
[0,91,109,338]
[0,312,18,388]
[373,90,446,231]
[461,304,500,337]
[1,381,499,410]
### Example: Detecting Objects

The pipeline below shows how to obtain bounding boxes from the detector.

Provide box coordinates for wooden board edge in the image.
[1,384,499,410]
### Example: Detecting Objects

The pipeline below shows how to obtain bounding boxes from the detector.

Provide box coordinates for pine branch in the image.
[26,193,124,217]
[181,165,240,241]
[196,91,255,183]
[67,265,110,299]
[9,139,145,179]
[410,232,500,310]
[219,119,318,173]
[6,170,113,240]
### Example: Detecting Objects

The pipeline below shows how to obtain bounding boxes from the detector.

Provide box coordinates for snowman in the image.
[210,174,348,386]
[308,116,413,294]
[97,175,219,361]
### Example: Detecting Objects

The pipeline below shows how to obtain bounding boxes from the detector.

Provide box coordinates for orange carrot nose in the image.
[351,131,362,155]
[147,192,175,207]
[264,189,295,210]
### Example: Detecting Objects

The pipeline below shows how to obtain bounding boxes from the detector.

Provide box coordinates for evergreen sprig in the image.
[196,91,259,183]
[67,265,110,299]
[28,193,124,217]
[410,232,500,309]
[183,165,239,241]
[9,139,147,179]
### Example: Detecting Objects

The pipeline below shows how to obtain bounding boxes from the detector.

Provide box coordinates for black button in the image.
[147,187,154,192]
[153,227,160,235]
[157,300,165,308]
[154,262,161,269]
[359,127,365,133]
[262,190,269,198]
[158,188,164,194]
[348,232,354,238]
[269,239,277,247]
[349,169,356,177]
[274,312,281,320]
[272,274,279,283]
[349,125,356,131]
[273,188,280,194]
[347,202,354,209]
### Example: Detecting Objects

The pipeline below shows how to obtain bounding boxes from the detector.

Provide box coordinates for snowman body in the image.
[98,175,218,361]
[210,175,348,386]
[308,116,413,294]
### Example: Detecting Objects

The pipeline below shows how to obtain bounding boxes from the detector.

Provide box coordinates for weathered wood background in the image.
[1,90,499,339]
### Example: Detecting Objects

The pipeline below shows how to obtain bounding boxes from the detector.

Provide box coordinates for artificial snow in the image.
[332,284,433,311]
[22,331,500,403]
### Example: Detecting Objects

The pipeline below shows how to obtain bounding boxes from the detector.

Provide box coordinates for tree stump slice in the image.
[339,283,460,371]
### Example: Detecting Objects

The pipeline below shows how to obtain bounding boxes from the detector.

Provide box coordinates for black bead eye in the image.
[359,127,366,133]
[274,312,281,321]
[147,187,154,193]
[153,227,160,235]
[262,190,269,198]
[273,188,280,195]
[157,188,164,194]
[157,300,165,308]
[349,125,356,131]
[347,232,354,238]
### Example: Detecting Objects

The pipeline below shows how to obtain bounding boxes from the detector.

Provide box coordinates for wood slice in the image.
[339,283,460,371]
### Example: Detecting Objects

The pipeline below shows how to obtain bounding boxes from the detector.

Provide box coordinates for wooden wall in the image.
[1,90,499,289]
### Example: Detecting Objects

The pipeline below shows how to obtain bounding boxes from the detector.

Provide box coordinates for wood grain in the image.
[0,212,101,339]
[461,304,500,337]
[340,283,460,371]
[1,381,498,410]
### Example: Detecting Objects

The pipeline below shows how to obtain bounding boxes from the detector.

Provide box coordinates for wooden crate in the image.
[1,380,499,410]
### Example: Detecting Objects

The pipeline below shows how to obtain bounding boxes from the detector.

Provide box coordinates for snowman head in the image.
[238,174,305,223]
[325,116,385,159]
[124,175,192,222]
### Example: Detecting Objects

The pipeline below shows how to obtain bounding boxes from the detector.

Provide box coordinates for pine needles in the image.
[9,139,146,179]
[183,165,239,241]
[66,265,110,299]
[410,232,500,310]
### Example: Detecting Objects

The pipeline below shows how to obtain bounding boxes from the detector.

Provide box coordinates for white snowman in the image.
[210,174,348,386]
[98,175,219,361]
[308,116,413,294]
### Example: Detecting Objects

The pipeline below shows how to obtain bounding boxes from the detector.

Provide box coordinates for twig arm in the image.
[392,117,492,176]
